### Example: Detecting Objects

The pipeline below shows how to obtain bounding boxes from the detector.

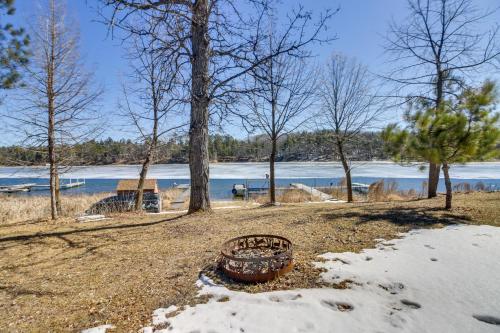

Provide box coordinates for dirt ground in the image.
[0,192,499,332]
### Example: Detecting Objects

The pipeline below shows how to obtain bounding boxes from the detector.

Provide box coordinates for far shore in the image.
[1,160,500,168]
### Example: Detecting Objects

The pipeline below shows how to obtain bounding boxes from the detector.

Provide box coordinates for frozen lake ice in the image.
[1,161,499,179]
[1,162,498,199]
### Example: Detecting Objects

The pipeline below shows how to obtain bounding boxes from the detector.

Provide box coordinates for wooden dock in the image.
[31,179,86,190]
[0,179,86,193]
[290,183,335,201]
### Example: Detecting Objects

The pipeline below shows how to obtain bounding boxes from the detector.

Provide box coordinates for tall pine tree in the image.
[383,81,499,209]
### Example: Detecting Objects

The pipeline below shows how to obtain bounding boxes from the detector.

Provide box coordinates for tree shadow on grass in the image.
[0,284,67,297]
[0,215,186,273]
[323,206,472,228]
[0,215,184,244]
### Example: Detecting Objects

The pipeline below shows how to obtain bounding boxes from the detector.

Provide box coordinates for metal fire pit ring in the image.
[219,234,293,282]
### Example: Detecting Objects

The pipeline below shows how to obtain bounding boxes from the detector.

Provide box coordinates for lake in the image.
[1,162,499,199]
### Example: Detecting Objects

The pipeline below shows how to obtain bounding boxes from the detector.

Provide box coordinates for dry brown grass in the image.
[367,180,420,202]
[253,189,321,204]
[319,186,369,201]
[0,192,498,331]
[0,193,112,224]
[160,188,183,208]
[211,200,259,208]
[0,189,191,224]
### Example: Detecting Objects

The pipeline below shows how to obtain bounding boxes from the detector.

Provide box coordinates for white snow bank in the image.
[142,225,500,333]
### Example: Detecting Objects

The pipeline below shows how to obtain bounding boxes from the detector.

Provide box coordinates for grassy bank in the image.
[0,189,186,224]
[1,180,481,224]
[0,189,317,224]
[0,193,112,224]
[0,192,498,331]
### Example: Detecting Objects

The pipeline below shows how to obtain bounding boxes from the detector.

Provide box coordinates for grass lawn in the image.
[0,192,499,331]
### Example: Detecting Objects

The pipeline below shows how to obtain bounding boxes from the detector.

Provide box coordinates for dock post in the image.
[245,179,248,201]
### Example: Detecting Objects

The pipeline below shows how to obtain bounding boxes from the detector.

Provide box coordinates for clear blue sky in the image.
[4,0,500,143]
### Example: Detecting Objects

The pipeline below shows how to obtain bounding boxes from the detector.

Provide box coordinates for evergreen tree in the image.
[383,81,500,209]
[0,0,29,90]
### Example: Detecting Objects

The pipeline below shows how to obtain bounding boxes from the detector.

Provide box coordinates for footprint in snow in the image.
[321,300,354,312]
[473,314,500,325]
[269,295,281,302]
[430,258,438,262]
[400,299,421,309]
[378,282,405,295]
[424,244,435,249]
[269,294,302,302]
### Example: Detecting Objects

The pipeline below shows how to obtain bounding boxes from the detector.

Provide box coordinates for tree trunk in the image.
[269,136,277,204]
[428,69,444,198]
[340,156,352,203]
[135,156,149,211]
[47,0,57,220]
[188,0,211,214]
[55,172,61,214]
[48,93,58,220]
[48,130,58,220]
[135,69,159,211]
[442,162,452,209]
[336,139,353,202]
[135,137,157,211]
[428,163,440,198]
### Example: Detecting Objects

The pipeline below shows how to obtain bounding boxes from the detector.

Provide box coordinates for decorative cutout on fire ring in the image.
[219,235,293,282]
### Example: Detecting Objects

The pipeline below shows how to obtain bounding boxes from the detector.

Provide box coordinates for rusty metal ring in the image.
[219,234,293,283]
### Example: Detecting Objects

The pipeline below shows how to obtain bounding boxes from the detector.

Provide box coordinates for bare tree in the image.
[120,30,187,211]
[319,54,384,202]
[99,0,334,213]
[384,0,500,198]
[242,31,318,205]
[4,0,102,220]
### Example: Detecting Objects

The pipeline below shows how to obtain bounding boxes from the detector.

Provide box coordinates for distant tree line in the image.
[0,131,388,166]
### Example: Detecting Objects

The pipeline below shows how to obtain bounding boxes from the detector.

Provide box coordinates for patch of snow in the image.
[143,224,500,333]
[152,305,178,326]
[81,324,114,333]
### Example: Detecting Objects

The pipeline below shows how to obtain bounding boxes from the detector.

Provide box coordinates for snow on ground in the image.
[134,225,500,333]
